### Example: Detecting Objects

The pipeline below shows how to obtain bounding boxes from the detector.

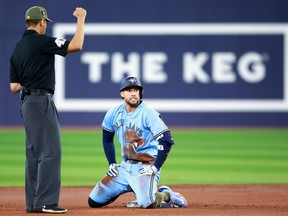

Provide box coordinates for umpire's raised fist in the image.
[73,7,87,18]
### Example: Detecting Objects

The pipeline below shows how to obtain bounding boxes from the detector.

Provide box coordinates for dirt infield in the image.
[1,185,288,215]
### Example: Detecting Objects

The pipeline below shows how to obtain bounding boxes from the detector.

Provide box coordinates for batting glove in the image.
[138,164,158,176]
[106,163,119,177]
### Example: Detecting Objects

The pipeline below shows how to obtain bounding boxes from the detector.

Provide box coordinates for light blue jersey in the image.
[102,101,169,161]
[89,101,169,208]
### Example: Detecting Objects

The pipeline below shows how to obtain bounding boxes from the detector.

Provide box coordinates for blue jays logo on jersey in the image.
[130,138,144,150]
[125,129,144,150]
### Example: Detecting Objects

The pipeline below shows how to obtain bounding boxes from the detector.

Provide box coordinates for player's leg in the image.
[126,162,177,208]
[88,165,131,208]
[126,162,168,208]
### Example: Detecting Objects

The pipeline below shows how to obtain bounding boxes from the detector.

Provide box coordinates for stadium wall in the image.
[1,0,288,127]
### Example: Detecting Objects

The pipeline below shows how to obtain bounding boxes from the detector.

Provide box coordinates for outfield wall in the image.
[1,0,288,127]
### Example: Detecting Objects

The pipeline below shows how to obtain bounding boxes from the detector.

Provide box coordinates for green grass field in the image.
[0,128,288,186]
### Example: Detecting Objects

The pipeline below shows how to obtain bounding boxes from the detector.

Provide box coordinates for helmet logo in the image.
[128,77,137,85]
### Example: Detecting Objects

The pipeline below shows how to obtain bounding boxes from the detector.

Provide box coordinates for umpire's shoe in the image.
[27,205,67,214]
[159,186,188,208]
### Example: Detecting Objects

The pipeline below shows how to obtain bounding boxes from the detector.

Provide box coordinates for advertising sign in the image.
[53,23,288,112]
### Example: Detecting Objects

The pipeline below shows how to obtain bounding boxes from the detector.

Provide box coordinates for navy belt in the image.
[125,159,151,164]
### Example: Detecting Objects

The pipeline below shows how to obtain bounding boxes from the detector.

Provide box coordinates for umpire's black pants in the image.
[20,94,61,210]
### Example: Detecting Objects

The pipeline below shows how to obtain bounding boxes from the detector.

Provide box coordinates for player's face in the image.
[121,87,141,108]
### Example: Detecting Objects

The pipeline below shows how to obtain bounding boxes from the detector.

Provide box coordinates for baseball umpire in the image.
[9,6,86,213]
[88,76,188,208]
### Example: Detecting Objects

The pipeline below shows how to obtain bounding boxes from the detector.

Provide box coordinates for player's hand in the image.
[138,164,158,176]
[73,7,87,19]
[106,163,119,177]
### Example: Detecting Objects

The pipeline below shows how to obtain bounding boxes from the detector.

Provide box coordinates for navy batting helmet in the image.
[120,76,143,98]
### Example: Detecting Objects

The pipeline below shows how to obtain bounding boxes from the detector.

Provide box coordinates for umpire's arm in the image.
[67,7,87,53]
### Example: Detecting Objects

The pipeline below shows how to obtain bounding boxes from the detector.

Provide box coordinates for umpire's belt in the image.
[125,159,151,164]
[30,89,54,96]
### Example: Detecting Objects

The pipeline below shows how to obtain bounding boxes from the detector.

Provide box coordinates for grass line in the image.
[0,129,287,186]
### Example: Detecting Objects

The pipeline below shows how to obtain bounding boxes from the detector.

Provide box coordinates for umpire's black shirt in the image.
[10,30,70,91]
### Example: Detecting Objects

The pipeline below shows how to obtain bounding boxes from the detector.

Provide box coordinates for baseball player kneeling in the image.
[88,76,187,208]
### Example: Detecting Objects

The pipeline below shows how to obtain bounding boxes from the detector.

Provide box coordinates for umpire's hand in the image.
[73,7,87,19]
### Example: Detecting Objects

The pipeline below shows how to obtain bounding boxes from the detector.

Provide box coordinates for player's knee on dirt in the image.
[88,195,120,208]
[88,197,105,208]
